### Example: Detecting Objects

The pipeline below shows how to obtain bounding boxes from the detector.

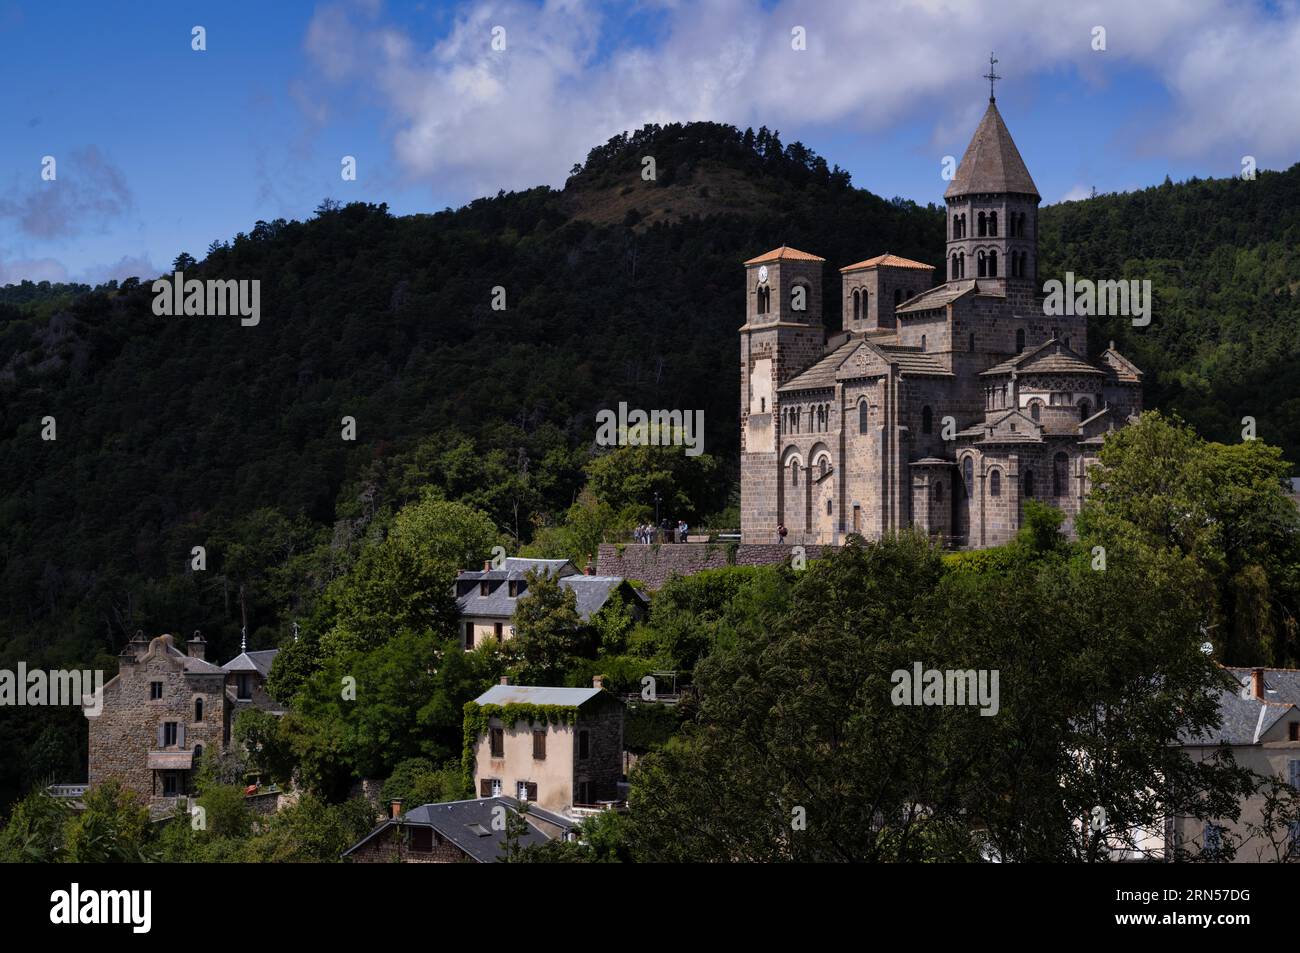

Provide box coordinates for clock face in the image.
[758,265,768,283]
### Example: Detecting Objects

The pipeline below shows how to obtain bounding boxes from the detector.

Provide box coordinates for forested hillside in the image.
[1,120,1298,810]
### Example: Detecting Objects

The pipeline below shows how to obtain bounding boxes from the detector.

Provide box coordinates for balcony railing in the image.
[48,783,88,798]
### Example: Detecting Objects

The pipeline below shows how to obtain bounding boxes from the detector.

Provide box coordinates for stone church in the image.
[740,95,1143,548]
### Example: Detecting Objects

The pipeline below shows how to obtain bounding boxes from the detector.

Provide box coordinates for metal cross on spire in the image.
[240,626,247,653]
[984,52,1001,102]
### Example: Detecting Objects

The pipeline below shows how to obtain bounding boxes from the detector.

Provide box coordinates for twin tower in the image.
[739,98,1143,548]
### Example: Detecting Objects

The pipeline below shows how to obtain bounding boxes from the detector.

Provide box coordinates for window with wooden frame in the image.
[149,681,163,700]
[480,778,499,797]
[479,581,490,597]
[163,722,178,746]
[533,729,547,760]
[489,727,504,758]
[494,622,504,642]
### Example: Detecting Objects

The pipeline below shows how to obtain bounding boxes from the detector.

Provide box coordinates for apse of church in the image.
[739,92,1143,549]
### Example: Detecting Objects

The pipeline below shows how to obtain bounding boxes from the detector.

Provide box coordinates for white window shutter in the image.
[178,724,185,749]
[156,723,165,748]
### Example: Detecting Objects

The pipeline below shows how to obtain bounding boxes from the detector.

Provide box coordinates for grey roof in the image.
[876,345,951,376]
[456,570,637,622]
[944,100,1040,199]
[342,796,572,863]
[895,280,977,314]
[1183,667,1300,746]
[472,684,606,707]
[221,649,278,676]
[778,338,950,394]
[981,337,1103,378]
[777,339,858,392]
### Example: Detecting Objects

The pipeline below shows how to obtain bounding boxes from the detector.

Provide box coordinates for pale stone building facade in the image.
[740,97,1143,547]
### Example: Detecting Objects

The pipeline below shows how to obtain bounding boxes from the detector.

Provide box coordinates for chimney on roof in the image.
[390,798,403,820]
[1251,668,1266,700]
[483,559,492,571]
[121,630,149,663]
[593,675,605,690]
[187,630,206,660]
[584,562,595,576]
[500,676,510,685]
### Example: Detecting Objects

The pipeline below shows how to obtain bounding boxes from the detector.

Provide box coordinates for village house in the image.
[342,796,577,863]
[81,631,281,808]
[468,680,626,815]
[453,556,647,650]
[1176,666,1300,862]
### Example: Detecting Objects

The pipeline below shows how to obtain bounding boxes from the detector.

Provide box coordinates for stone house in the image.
[466,680,625,815]
[740,93,1143,549]
[454,556,647,650]
[1177,666,1300,862]
[83,631,280,807]
[342,796,576,863]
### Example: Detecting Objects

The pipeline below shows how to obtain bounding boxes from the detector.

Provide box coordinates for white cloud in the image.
[297,0,1300,196]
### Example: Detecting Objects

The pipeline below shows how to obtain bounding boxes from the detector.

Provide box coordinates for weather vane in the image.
[984,52,1001,102]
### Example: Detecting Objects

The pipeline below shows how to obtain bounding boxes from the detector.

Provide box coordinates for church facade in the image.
[739,97,1143,548]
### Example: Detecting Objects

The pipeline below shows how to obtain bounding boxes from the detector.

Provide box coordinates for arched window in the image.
[951,253,958,279]
[977,211,987,236]
[952,216,960,239]
[1001,384,1008,408]
[969,332,976,353]
[757,285,770,314]
[958,252,965,278]
[988,250,998,277]
[921,406,933,434]
[920,334,926,352]
[963,456,974,497]
[977,251,987,277]
[826,499,833,515]
[859,402,869,434]
[1015,328,1026,352]
[1024,469,1035,498]
[194,698,203,722]
[790,460,799,486]
[852,289,861,322]
[990,470,1001,497]
[1030,401,1041,422]
[1053,452,1069,497]
[819,457,829,479]
[193,743,203,762]
[989,211,998,236]
[1078,399,1091,421]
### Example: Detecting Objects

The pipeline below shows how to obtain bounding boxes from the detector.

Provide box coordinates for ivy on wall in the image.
[460,702,580,794]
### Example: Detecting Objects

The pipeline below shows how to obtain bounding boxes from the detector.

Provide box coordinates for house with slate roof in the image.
[739,89,1143,549]
[1175,666,1300,861]
[454,556,647,650]
[83,631,280,808]
[467,681,626,815]
[342,796,578,863]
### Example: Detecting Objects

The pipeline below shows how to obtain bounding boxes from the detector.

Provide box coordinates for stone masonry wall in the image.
[597,542,834,590]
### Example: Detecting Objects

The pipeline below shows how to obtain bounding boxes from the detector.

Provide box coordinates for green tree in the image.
[509,569,586,684]
[63,780,152,863]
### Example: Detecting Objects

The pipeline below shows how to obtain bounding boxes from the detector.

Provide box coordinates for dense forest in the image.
[1,120,1298,816]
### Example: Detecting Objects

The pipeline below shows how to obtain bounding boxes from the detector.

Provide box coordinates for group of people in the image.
[634,519,690,544]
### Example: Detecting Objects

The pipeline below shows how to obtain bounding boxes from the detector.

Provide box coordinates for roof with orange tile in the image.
[840,253,934,273]
[743,245,826,265]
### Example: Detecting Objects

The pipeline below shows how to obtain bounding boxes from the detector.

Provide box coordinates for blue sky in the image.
[3,0,1299,284]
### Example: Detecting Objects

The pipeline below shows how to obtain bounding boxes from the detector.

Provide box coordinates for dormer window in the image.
[237,673,252,700]
[479,581,490,597]
[508,580,521,598]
